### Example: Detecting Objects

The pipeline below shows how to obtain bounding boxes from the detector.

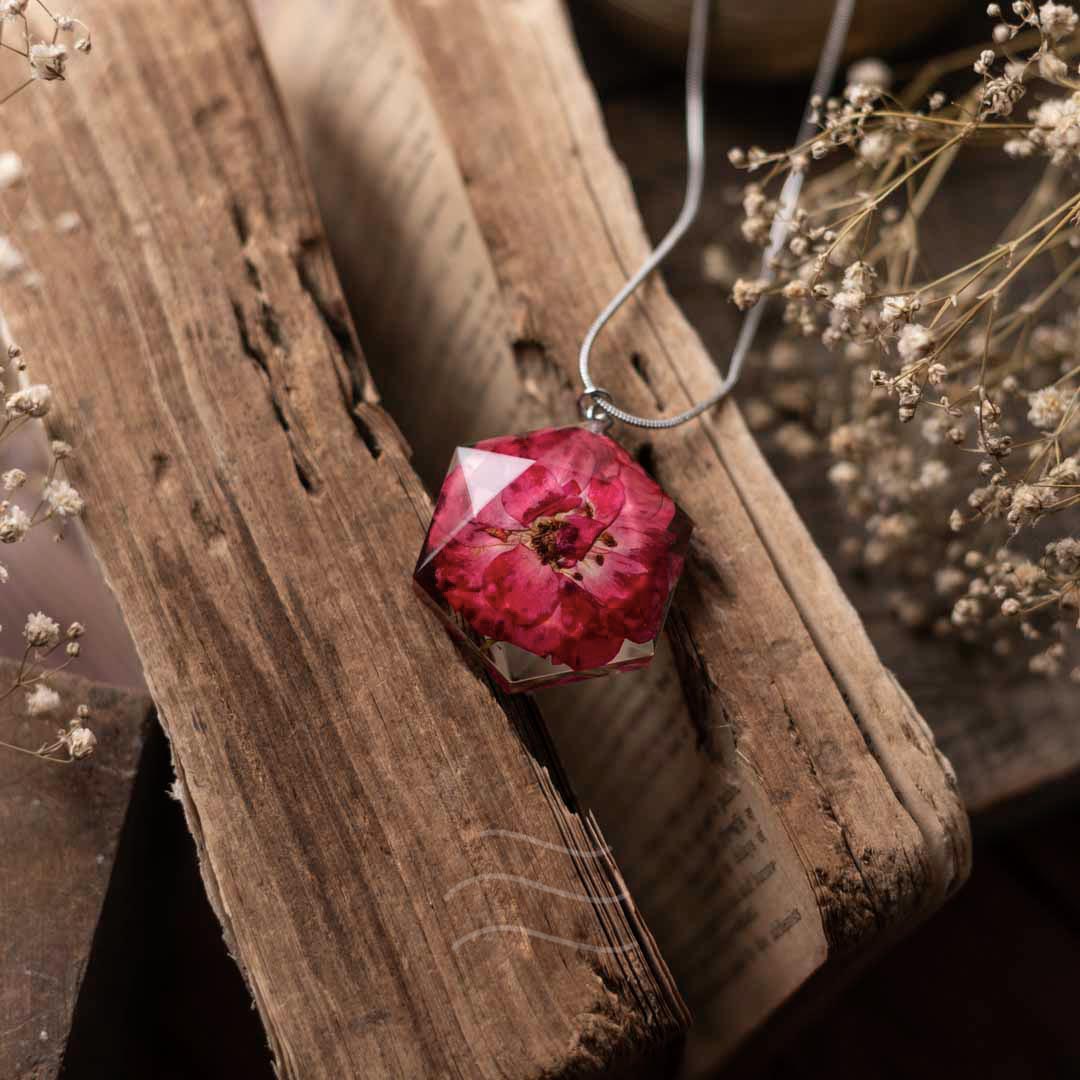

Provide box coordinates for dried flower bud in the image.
[29,42,67,81]
[2,468,26,491]
[847,57,892,90]
[6,384,51,418]
[1007,484,1047,528]
[0,505,30,543]
[952,596,983,626]
[24,611,60,648]
[731,277,768,311]
[1039,2,1078,41]
[1038,51,1068,81]
[65,724,96,759]
[25,684,60,715]
[828,461,859,487]
[42,478,84,518]
[897,323,934,363]
[1027,384,1069,428]
[880,295,920,326]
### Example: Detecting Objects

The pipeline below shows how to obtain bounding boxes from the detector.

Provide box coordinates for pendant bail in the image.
[577,388,614,434]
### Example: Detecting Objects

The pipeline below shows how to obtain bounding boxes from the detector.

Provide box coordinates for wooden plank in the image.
[4,4,686,1075]
[3,1,689,1076]
[254,0,972,1070]
[0,662,153,1080]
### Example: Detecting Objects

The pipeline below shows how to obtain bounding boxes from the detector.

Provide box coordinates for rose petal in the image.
[481,545,561,628]
[583,476,625,527]
[547,580,625,669]
[501,465,582,525]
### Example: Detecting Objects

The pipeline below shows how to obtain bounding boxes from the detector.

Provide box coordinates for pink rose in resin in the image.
[419,426,690,672]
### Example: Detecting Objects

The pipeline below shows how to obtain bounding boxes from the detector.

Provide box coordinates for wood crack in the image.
[229,297,320,493]
[292,237,383,460]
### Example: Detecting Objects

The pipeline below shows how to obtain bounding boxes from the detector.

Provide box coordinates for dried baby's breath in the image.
[725,3,1080,676]
[0,1,91,105]
[0,4,97,762]
[0,606,96,763]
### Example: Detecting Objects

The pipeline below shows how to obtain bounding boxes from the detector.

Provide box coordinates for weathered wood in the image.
[256,0,972,1070]
[0,662,153,1080]
[4,1,689,1076]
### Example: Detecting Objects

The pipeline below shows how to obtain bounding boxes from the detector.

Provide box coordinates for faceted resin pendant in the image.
[413,425,692,691]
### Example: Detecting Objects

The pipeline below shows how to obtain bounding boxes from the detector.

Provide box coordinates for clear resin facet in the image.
[413,425,692,692]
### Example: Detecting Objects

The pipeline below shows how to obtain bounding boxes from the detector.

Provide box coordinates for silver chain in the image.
[578,0,857,430]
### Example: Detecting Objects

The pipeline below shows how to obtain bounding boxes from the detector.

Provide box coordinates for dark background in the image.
[58,5,1080,1078]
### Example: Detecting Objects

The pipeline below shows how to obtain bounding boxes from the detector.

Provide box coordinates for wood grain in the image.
[256,0,972,1070]
[0,662,153,1080]
[2,1,688,1076]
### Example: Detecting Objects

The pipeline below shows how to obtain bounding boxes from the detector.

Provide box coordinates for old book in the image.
[3,0,688,1076]
[0,662,154,1080]
[254,0,972,1073]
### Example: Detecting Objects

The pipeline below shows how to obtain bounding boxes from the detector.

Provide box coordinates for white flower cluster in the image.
[0,5,98,766]
[1012,94,1080,164]
[721,5,1080,677]
[0,1,91,99]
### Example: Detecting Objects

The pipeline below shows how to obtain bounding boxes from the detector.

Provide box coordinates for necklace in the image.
[414,0,855,692]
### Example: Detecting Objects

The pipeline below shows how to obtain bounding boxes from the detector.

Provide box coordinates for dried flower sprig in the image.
[0,343,86,562]
[0,611,94,763]
[726,2,1080,679]
[0,6,96,762]
[0,338,95,760]
[0,0,91,106]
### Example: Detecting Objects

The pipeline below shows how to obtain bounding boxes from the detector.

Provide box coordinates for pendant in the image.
[414,425,692,692]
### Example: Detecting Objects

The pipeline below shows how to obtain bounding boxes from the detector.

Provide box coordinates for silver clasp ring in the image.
[577,388,614,432]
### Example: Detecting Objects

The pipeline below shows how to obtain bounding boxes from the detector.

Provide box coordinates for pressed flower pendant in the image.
[414,425,692,692]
